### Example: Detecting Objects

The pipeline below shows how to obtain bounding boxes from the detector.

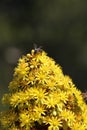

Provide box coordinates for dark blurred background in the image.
[0,0,87,113]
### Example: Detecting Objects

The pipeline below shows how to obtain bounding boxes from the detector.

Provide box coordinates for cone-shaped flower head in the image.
[0,49,87,130]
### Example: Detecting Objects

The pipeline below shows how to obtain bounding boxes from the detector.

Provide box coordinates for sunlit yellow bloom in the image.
[57,91,68,103]
[33,105,45,120]
[0,110,17,128]
[8,78,19,90]
[29,58,40,69]
[60,109,75,127]
[44,94,60,108]
[46,79,57,90]
[36,51,48,64]
[44,116,62,130]
[10,90,31,107]
[14,58,29,76]
[29,87,47,103]
[72,121,86,130]
[19,111,31,127]
[35,71,48,84]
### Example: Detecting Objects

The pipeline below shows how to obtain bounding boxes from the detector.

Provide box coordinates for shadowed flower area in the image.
[0,49,87,130]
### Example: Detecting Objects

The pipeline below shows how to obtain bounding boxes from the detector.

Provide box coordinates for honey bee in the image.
[33,44,42,53]
[34,44,42,54]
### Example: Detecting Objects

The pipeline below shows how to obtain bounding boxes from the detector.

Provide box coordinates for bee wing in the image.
[33,43,37,50]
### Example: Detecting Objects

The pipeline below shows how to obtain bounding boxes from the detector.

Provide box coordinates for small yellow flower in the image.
[35,71,48,84]
[14,58,29,77]
[72,121,86,130]
[44,93,60,108]
[36,51,48,64]
[60,109,75,128]
[8,79,19,90]
[29,87,47,104]
[19,111,31,127]
[29,58,40,69]
[57,91,68,104]
[33,105,45,120]
[44,116,62,130]
[46,80,57,90]
[10,90,31,107]
[0,110,17,128]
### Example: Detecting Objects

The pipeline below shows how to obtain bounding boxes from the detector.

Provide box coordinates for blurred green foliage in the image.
[0,0,87,45]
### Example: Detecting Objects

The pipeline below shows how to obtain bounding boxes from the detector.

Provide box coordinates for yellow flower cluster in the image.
[0,49,87,130]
